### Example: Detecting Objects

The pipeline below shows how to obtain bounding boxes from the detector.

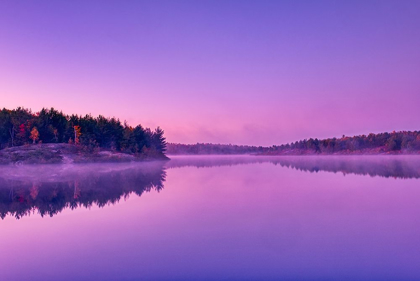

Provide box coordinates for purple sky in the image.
[1,1,419,146]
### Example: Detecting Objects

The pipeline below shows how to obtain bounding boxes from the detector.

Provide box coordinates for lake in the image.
[1,155,420,280]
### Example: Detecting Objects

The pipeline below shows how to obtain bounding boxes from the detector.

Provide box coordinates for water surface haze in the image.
[1,155,420,280]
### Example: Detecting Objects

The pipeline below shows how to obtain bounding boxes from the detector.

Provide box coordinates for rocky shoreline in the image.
[0,143,169,165]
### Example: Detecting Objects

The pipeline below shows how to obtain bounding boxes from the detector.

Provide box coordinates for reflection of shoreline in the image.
[0,162,166,219]
[272,156,420,179]
[2,155,420,219]
[166,155,420,180]
[165,155,271,169]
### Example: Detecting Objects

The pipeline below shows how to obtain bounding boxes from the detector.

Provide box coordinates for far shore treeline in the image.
[0,107,166,157]
[167,131,420,155]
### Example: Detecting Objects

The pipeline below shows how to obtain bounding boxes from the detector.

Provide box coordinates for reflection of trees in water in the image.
[271,156,420,179]
[3,156,420,219]
[0,162,166,219]
[166,155,420,179]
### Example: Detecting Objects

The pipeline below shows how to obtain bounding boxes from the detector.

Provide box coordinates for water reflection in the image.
[2,155,420,219]
[167,155,420,179]
[2,156,420,280]
[272,155,420,179]
[0,162,166,219]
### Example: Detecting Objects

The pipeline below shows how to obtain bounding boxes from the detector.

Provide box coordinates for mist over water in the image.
[1,155,420,280]
[167,155,420,179]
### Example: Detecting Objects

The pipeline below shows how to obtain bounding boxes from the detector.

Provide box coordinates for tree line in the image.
[166,143,267,155]
[0,107,167,157]
[168,131,420,155]
[267,131,420,155]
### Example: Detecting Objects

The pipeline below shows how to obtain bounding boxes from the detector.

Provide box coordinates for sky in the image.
[0,0,419,146]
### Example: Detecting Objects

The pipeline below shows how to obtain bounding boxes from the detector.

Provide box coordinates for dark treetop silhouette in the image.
[0,107,167,162]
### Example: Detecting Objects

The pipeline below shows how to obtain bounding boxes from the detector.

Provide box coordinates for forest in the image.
[168,131,420,155]
[0,107,167,157]
[2,107,419,157]
[266,131,420,155]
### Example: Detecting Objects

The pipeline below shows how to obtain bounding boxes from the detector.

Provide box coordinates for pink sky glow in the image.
[1,1,419,146]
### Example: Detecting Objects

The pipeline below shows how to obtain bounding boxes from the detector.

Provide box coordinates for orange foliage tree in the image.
[74,125,81,144]
[30,127,39,144]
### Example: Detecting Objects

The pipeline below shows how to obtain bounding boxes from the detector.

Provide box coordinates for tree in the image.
[74,125,81,145]
[152,127,167,153]
[30,127,40,144]
[17,123,26,144]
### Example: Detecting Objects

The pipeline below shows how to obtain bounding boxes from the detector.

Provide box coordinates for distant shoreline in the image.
[167,131,420,155]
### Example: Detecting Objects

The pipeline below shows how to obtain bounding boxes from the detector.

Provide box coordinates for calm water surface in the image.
[1,155,420,280]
